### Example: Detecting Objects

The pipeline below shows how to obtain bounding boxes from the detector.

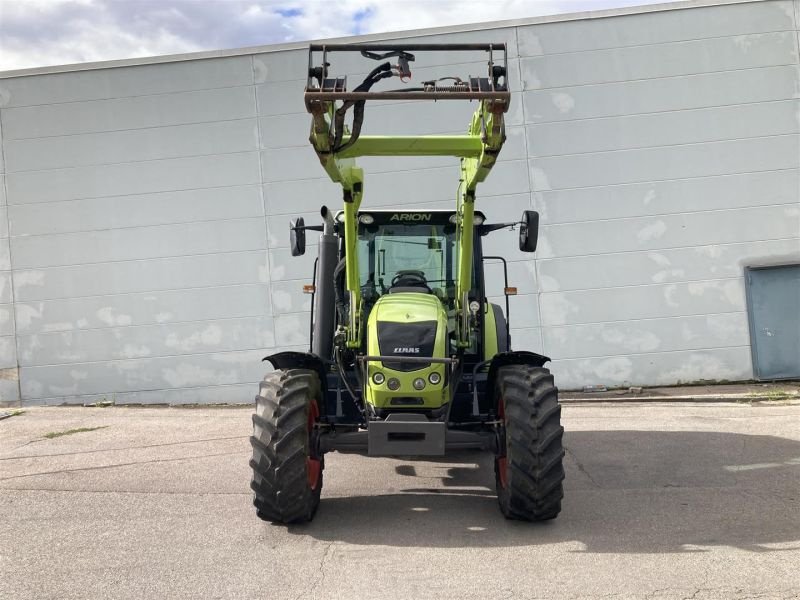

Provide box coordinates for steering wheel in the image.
[390,270,431,292]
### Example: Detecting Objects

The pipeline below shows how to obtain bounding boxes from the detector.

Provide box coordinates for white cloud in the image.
[0,0,677,72]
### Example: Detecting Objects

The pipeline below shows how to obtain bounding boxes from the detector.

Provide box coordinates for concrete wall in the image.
[0,0,798,405]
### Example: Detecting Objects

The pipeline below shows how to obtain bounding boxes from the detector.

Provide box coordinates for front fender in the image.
[263,351,328,395]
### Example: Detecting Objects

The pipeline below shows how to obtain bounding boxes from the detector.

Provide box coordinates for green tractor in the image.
[249,43,564,523]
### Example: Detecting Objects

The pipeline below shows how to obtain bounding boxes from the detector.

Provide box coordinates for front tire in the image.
[495,365,565,521]
[249,368,323,523]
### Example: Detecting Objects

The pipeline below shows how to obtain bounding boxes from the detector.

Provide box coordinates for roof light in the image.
[359,214,374,225]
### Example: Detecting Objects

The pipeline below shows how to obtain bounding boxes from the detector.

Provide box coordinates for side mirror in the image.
[519,210,539,253]
[290,217,306,257]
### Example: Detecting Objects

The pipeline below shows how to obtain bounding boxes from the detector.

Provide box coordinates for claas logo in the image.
[390,213,432,221]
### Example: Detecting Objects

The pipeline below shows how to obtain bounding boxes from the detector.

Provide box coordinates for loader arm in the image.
[305,43,510,348]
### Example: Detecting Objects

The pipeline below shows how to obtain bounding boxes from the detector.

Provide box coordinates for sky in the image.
[0,0,680,72]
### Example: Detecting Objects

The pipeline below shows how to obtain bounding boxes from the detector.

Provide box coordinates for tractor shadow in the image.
[289,430,800,552]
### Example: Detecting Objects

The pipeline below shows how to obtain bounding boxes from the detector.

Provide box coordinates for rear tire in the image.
[494,365,564,521]
[249,368,323,523]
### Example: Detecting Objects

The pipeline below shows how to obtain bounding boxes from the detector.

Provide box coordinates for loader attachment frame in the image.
[305,43,510,348]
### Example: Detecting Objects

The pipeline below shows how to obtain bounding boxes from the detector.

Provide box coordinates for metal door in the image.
[745,265,800,380]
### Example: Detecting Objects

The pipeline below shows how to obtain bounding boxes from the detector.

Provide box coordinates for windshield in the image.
[358,222,457,302]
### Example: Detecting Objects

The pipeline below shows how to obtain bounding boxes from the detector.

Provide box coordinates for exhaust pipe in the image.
[312,206,337,359]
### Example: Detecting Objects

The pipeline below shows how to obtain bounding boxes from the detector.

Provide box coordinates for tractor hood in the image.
[367,293,448,372]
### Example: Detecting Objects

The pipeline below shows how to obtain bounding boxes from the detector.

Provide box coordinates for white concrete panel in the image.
[1,86,257,139]
[544,312,750,360]
[19,349,266,399]
[485,258,539,295]
[539,204,800,258]
[520,32,798,90]
[257,112,307,149]
[509,327,544,354]
[255,78,306,116]
[11,218,267,269]
[5,119,260,172]
[522,65,800,124]
[538,238,800,292]
[15,284,272,335]
[12,250,269,302]
[0,273,12,304]
[489,294,540,329]
[535,169,799,225]
[268,246,318,282]
[539,278,747,326]
[0,379,20,404]
[274,312,310,346]
[264,177,342,215]
[0,177,5,205]
[0,304,13,337]
[517,1,795,56]
[0,208,8,239]
[527,100,800,158]
[8,185,264,236]
[0,118,4,174]
[0,56,254,107]
[550,346,753,389]
[6,152,262,204]
[530,134,799,190]
[252,49,311,83]
[0,335,16,369]
[17,315,276,366]
[0,240,10,270]
[271,279,313,315]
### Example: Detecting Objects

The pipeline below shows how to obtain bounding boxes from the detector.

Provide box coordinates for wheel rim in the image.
[497,396,509,489]
[306,400,322,491]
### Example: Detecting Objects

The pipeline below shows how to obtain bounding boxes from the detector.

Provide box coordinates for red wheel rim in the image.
[306,400,321,491]
[497,397,508,489]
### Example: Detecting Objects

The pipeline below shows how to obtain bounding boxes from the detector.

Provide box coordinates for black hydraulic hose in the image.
[333,62,393,152]
[333,256,347,325]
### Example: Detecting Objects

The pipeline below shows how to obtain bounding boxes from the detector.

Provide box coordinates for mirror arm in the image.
[478,222,518,236]
[292,224,324,232]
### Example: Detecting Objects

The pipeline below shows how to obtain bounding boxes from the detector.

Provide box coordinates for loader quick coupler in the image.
[249,43,565,524]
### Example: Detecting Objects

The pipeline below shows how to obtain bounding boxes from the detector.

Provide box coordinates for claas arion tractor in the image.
[249,44,564,523]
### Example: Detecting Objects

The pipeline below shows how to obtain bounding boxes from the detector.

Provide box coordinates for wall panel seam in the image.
[524,96,800,126]
[3,148,260,175]
[523,62,800,92]
[531,165,800,193]
[19,346,274,370]
[6,115,261,142]
[513,24,546,356]
[252,55,276,325]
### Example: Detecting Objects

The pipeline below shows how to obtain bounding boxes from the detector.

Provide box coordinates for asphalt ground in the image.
[1,402,799,600]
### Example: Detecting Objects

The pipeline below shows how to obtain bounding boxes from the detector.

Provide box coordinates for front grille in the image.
[390,397,425,406]
[377,320,437,371]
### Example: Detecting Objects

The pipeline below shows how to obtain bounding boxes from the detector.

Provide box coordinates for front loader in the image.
[249,43,565,523]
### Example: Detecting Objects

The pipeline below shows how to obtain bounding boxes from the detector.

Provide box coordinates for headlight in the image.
[428,372,441,385]
[413,378,426,390]
[387,378,401,391]
[372,372,385,385]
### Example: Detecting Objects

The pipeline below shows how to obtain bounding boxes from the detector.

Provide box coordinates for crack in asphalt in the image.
[0,435,248,461]
[564,445,600,487]
[0,451,242,481]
